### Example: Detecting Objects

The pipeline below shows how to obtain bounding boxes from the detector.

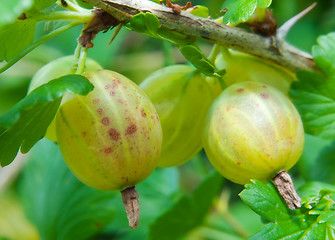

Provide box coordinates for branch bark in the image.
[81,0,316,72]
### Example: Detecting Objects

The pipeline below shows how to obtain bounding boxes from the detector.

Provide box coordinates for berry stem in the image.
[162,41,175,67]
[208,44,220,64]
[75,47,88,74]
[121,186,140,229]
[273,171,301,210]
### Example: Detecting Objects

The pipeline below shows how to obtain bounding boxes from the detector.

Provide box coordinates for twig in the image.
[81,0,316,72]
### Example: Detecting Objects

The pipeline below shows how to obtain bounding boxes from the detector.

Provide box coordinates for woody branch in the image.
[81,0,316,72]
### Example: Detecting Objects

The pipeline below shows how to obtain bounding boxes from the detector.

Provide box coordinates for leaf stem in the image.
[215,190,250,238]
[0,22,82,74]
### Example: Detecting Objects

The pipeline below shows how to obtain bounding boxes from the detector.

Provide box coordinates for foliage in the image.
[148,171,223,240]
[221,0,272,24]
[291,33,335,139]
[241,180,335,239]
[0,75,93,166]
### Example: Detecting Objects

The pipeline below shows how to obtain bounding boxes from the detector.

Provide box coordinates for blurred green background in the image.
[0,0,334,239]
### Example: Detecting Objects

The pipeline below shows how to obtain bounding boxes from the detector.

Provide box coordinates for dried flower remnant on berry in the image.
[161,0,193,15]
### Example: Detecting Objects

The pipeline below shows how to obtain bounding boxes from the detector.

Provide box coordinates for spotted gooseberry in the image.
[203,81,304,185]
[55,70,162,228]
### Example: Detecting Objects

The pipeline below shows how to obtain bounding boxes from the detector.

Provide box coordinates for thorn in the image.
[277,2,317,41]
[107,24,122,46]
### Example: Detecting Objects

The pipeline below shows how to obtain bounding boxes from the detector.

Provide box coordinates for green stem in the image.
[75,47,88,74]
[74,44,82,61]
[57,0,88,12]
[162,41,174,67]
[208,44,220,64]
[220,210,250,238]
[0,22,82,74]
[220,46,232,60]
[33,11,93,22]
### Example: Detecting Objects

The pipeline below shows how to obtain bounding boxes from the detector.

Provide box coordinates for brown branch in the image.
[81,0,316,72]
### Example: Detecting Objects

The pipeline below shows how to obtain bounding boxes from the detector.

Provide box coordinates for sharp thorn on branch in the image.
[277,2,317,41]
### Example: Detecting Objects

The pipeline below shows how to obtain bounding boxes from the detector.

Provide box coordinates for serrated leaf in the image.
[239,179,291,222]
[0,0,33,26]
[127,12,161,38]
[290,33,335,140]
[148,171,223,240]
[18,139,118,240]
[241,180,335,240]
[222,0,272,24]
[0,74,93,166]
[179,45,215,76]
[290,71,335,139]
[0,19,36,62]
[312,32,335,77]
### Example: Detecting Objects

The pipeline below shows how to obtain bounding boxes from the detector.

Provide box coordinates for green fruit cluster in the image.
[30,52,304,199]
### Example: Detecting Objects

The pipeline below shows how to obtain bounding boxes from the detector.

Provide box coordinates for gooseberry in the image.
[216,49,295,95]
[140,65,215,167]
[56,70,162,228]
[203,81,304,185]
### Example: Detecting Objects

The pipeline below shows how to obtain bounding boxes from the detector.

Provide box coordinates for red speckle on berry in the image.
[126,124,137,135]
[97,108,104,115]
[101,117,110,126]
[108,128,120,141]
[92,98,100,104]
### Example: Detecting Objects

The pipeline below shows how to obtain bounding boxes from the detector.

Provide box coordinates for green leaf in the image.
[257,0,272,8]
[239,180,291,222]
[189,5,209,18]
[312,32,335,77]
[0,0,33,26]
[18,139,118,240]
[179,45,215,76]
[290,33,335,140]
[222,0,272,24]
[157,29,196,45]
[298,182,335,200]
[148,171,223,240]
[299,135,335,184]
[0,74,93,166]
[127,12,161,38]
[290,71,335,139]
[240,180,335,240]
[30,0,57,12]
[0,19,36,62]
